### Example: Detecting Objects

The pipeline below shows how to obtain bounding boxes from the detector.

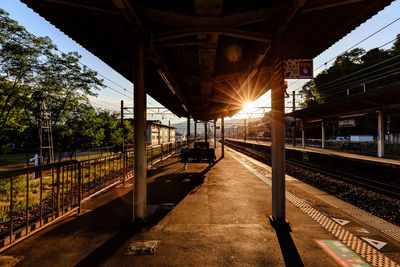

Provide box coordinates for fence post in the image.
[9,172,14,244]
[56,165,61,217]
[151,147,153,165]
[123,152,126,186]
[161,144,163,162]
[78,162,82,213]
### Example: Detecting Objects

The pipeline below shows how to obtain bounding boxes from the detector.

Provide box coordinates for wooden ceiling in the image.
[21,0,394,120]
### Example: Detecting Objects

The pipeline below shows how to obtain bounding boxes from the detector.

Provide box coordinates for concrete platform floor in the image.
[230,138,400,166]
[3,146,400,266]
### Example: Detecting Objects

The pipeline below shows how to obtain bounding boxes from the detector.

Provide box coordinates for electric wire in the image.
[290,33,399,93]
[313,16,400,72]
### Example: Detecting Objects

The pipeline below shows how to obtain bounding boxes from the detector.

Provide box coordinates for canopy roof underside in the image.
[289,82,400,122]
[21,0,394,120]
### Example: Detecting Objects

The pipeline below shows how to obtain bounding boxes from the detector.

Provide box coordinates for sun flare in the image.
[242,101,257,113]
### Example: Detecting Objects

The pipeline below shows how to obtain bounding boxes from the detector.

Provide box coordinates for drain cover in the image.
[125,240,161,256]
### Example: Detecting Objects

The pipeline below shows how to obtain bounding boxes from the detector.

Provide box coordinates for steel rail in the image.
[225,140,400,199]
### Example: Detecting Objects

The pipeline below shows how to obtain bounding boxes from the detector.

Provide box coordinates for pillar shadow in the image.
[270,222,304,267]
[75,164,215,266]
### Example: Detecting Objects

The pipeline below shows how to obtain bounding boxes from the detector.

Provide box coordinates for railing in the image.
[0,160,82,249]
[0,140,192,250]
[145,140,189,166]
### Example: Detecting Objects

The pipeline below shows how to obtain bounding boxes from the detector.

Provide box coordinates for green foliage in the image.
[0,8,128,155]
[301,35,400,107]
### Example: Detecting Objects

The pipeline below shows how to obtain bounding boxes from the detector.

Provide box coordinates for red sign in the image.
[299,60,312,77]
[284,59,313,79]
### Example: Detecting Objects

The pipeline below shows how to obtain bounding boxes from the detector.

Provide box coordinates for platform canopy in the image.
[21,0,393,120]
[289,81,400,122]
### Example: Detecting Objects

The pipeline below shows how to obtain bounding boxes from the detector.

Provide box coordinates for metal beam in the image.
[378,111,384,158]
[321,121,326,149]
[187,117,191,146]
[133,37,146,221]
[44,0,120,15]
[302,0,364,14]
[221,117,225,157]
[204,121,208,142]
[139,7,273,27]
[214,120,217,148]
[156,27,272,43]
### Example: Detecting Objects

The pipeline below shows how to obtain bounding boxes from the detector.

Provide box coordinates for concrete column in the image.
[133,37,146,221]
[321,121,325,149]
[378,111,384,158]
[194,120,197,142]
[221,117,225,157]
[214,120,217,148]
[270,38,286,223]
[204,121,208,143]
[187,117,190,147]
[301,128,305,149]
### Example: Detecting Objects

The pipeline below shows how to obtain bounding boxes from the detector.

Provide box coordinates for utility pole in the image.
[32,91,54,164]
[121,100,124,153]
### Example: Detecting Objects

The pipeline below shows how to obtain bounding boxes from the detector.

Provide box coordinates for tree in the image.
[0,8,105,154]
[300,36,400,107]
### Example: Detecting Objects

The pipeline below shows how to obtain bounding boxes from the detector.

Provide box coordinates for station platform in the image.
[233,138,400,167]
[2,146,400,266]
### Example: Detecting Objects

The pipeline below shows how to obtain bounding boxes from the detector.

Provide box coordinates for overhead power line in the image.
[323,68,400,97]
[291,38,399,93]
[315,53,400,91]
[314,16,400,72]
[289,19,400,93]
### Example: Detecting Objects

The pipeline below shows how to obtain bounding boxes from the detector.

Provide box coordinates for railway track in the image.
[225,140,400,199]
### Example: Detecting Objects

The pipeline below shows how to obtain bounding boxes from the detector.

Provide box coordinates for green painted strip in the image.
[316,240,370,267]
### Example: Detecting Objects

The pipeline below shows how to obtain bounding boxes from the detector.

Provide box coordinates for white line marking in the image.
[361,237,387,250]
[331,218,351,226]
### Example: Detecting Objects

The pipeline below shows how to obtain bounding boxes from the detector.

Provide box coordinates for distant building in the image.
[146,120,175,146]
[125,119,176,145]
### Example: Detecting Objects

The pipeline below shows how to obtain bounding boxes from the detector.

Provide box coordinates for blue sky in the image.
[1,0,400,124]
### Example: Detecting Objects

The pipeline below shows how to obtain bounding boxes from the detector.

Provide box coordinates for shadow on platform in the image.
[271,223,304,267]
[74,162,216,266]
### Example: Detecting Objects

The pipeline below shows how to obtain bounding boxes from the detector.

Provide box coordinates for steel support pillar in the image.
[321,121,325,149]
[301,128,305,149]
[194,120,197,142]
[378,111,384,158]
[187,117,191,147]
[221,117,225,157]
[270,39,286,223]
[204,121,208,143]
[133,38,147,221]
[214,120,217,148]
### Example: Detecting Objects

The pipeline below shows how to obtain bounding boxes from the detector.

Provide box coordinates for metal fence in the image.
[0,160,82,249]
[0,140,190,250]
[227,136,400,156]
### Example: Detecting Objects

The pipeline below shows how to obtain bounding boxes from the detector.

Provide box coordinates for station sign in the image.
[339,119,356,127]
[284,59,313,79]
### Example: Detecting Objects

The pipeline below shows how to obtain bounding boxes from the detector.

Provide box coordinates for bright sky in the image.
[1,0,400,125]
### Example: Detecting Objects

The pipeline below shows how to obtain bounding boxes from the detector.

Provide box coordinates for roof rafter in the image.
[139,7,274,27]
[156,27,272,43]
